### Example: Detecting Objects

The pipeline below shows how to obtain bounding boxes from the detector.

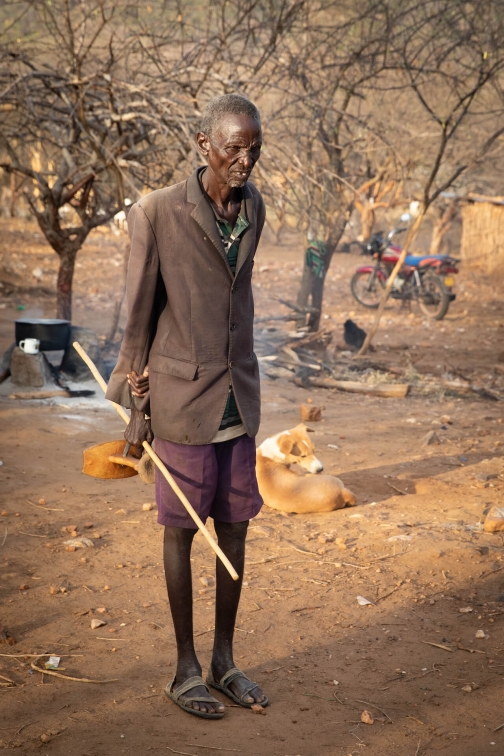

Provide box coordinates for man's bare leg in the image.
[163,527,225,715]
[210,520,266,705]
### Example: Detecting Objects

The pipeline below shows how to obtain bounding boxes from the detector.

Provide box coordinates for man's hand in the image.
[128,367,149,397]
[125,409,153,447]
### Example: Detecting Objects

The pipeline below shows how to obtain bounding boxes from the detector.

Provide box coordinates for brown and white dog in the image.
[256,424,356,514]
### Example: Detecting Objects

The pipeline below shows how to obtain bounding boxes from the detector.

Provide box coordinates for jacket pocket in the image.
[149,352,198,381]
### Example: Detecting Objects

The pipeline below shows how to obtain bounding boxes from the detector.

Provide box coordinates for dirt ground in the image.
[1,219,504,756]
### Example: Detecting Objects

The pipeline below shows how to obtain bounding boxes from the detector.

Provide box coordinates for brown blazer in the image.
[105,167,266,444]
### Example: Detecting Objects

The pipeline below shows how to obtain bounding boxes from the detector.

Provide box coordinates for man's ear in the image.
[278,434,293,455]
[196,131,210,156]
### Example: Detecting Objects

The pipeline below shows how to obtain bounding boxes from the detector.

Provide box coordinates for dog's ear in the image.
[278,434,294,455]
[294,422,315,433]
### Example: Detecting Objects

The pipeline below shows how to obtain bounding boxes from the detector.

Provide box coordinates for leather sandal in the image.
[164,675,225,719]
[206,667,268,708]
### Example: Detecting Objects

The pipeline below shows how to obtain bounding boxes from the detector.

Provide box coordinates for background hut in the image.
[460,195,504,272]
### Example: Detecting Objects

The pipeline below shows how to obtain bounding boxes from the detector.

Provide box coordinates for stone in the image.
[10,347,53,387]
[484,506,504,533]
[60,326,104,381]
[421,430,441,446]
[1,342,16,372]
[300,403,322,421]
[90,618,107,630]
[361,710,374,724]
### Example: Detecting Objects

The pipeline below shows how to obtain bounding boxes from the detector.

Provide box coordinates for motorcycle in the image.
[350,227,460,320]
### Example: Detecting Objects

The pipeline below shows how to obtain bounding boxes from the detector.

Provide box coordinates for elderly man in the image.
[106,94,267,719]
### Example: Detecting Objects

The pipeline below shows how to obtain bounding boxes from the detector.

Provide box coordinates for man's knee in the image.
[163,526,197,546]
[214,520,249,541]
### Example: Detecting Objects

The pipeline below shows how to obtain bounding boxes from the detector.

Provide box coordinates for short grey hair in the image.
[200,94,261,137]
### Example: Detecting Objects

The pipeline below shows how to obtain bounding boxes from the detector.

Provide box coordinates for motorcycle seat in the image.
[404,254,449,267]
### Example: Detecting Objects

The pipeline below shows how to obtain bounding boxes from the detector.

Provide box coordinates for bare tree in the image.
[0,1,198,319]
[428,199,457,256]
[254,0,406,331]
[0,0,304,320]
[358,0,504,354]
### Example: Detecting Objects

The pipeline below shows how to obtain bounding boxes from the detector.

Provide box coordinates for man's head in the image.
[197,94,262,189]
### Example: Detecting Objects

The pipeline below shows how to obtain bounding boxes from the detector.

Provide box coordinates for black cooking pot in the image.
[15,319,71,352]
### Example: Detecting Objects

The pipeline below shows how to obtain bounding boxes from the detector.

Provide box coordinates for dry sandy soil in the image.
[1,219,504,756]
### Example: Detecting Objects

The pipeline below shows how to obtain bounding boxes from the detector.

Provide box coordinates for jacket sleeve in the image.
[105,202,162,414]
[255,190,266,248]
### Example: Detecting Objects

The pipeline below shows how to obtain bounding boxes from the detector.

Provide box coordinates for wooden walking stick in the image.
[73,341,239,581]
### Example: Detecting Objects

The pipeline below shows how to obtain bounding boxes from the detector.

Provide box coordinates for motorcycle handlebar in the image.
[387,227,407,239]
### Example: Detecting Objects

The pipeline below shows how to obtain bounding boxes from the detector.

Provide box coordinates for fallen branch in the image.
[0,653,83,658]
[480,566,504,579]
[307,377,410,398]
[291,605,322,612]
[186,746,241,753]
[376,586,402,602]
[437,380,502,402]
[387,482,408,495]
[26,499,64,512]
[255,314,299,323]
[420,641,454,652]
[275,297,319,315]
[10,390,70,400]
[286,328,329,348]
[30,655,117,683]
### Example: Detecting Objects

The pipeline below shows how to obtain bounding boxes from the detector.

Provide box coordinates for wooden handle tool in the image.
[73,341,239,581]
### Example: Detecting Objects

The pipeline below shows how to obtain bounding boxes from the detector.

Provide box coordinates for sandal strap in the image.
[220,667,248,687]
[172,675,210,700]
[237,681,260,703]
[219,667,259,701]
[182,695,222,704]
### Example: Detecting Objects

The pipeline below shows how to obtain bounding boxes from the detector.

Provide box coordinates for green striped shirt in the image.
[197,168,250,437]
[214,211,249,432]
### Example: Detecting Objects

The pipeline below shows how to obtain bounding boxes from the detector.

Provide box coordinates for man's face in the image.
[197,114,262,189]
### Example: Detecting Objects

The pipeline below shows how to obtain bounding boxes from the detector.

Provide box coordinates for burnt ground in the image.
[1,218,504,756]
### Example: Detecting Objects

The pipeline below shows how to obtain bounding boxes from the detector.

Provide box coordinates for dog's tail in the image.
[342,488,357,507]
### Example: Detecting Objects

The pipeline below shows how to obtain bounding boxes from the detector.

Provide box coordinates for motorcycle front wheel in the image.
[417,273,450,320]
[350,270,385,308]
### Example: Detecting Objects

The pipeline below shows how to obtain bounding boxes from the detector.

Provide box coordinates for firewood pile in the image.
[254,301,504,402]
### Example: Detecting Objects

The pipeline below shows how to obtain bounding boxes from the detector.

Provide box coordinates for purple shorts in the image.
[154,434,263,528]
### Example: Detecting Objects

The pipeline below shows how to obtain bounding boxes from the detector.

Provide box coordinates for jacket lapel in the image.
[234,183,256,278]
[186,168,257,280]
[187,169,232,277]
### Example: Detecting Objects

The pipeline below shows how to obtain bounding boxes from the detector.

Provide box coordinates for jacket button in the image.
[229,361,233,369]
[230,323,237,331]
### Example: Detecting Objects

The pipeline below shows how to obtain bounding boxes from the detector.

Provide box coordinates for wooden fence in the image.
[461,201,504,272]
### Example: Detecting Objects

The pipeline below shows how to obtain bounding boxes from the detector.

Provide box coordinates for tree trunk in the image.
[9,173,18,217]
[106,242,130,343]
[429,224,443,256]
[360,204,375,242]
[296,261,330,331]
[295,213,349,331]
[56,248,77,321]
[429,201,456,256]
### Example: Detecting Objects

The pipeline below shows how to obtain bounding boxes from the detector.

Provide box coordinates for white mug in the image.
[19,338,40,355]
